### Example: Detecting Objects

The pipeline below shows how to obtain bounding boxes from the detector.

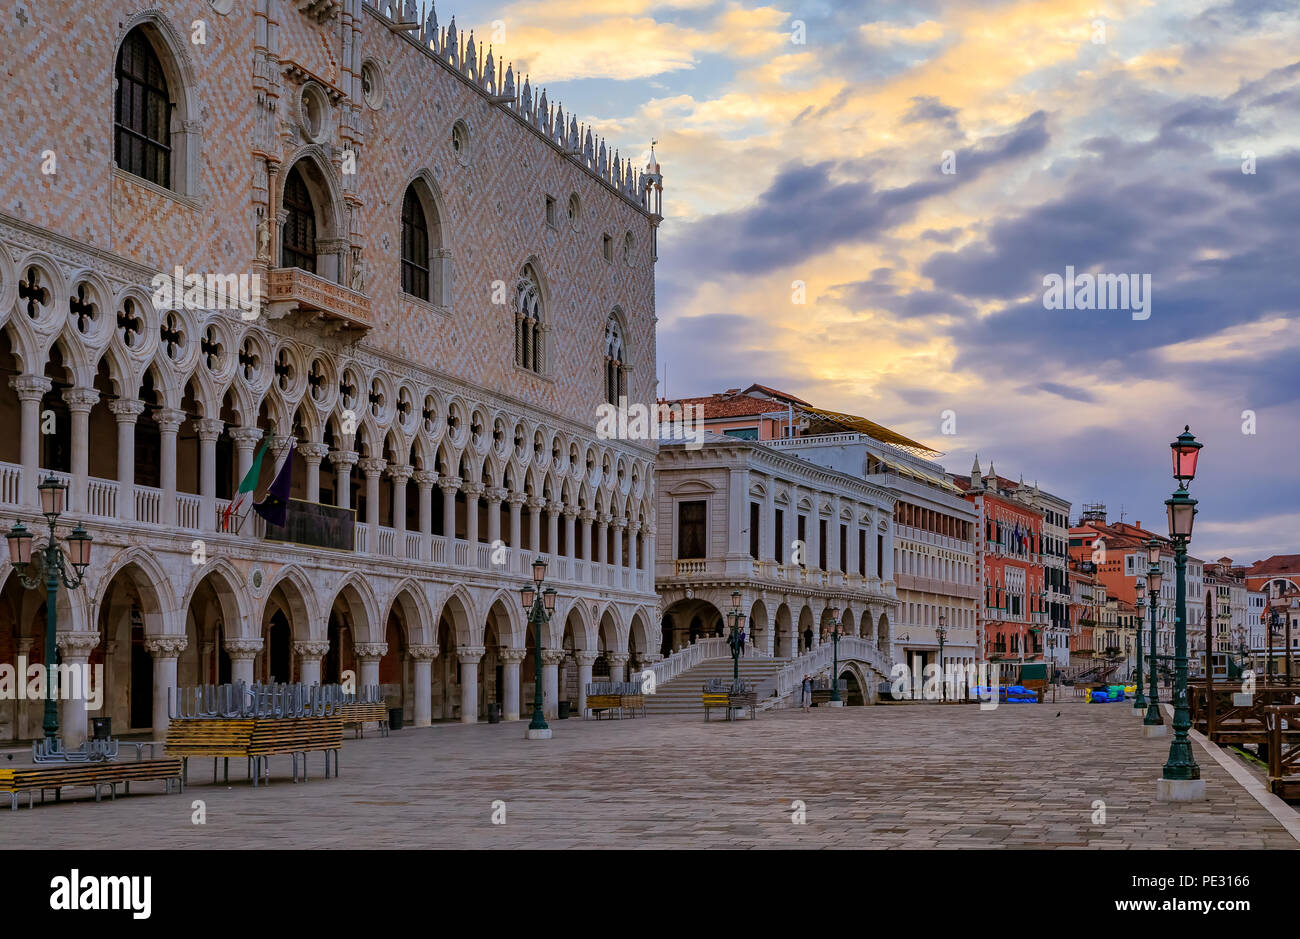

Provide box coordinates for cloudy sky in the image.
[441,0,1299,564]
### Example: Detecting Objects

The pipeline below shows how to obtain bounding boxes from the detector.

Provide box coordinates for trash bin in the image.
[91,717,112,740]
[557,701,571,720]
[487,702,502,724]
[388,707,404,731]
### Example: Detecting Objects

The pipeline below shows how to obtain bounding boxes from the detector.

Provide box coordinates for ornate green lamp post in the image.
[725,590,745,684]
[6,474,93,747]
[935,614,947,703]
[1158,426,1203,800]
[1144,541,1164,731]
[520,557,557,740]
[828,606,842,704]
[1133,591,1146,712]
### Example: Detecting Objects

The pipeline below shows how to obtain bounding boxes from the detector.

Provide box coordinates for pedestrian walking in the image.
[739,628,747,656]
[801,674,812,712]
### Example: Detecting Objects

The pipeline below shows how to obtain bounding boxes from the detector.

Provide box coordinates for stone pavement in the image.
[4,700,1296,849]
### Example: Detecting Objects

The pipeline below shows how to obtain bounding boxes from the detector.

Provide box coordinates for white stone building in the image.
[0,1,662,743]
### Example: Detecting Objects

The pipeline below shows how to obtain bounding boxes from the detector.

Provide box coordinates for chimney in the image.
[1135,520,1141,530]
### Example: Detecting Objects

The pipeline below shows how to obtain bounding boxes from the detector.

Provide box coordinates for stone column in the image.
[628,521,641,581]
[414,470,437,559]
[388,463,414,544]
[457,646,485,723]
[153,407,186,526]
[597,513,611,570]
[408,645,437,726]
[438,476,461,539]
[329,448,359,510]
[486,486,504,546]
[353,642,388,695]
[196,418,223,532]
[613,517,627,584]
[607,651,630,683]
[508,491,524,554]
[499,648,526,720]
[109,398,145,521]
[144,636,187,734]
[563,507,578,563]
[575,651,598,716]
[268,434,295,474]
[542,500,557,559]
[11,374,51,506]
[829,494,842,574]
[462,481,483,548]
[294,640,331,686]
[580,509,595,579]
[299,441,330,504]
[62,387,99,514]
[528,497,545,554]
[541,649,565,718]
[56,632,100,748]
[763,480,776,562]
[358,457,386,550]
[224,638,263,687]
[229,426,264,490]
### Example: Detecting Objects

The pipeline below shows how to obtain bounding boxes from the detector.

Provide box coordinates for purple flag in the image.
[254,443,295,528]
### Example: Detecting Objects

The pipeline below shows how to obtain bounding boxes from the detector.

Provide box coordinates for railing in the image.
[135,485,162,525]
[476,542,493,570]
[430,534,447,564]
[758,636,895,704]
[405,532,421,560]
[355,525,369,553]
[176,493,201,530]
[87,477,118,519]
[674,559,706,575]
[648,637,730,688]
[0,462,20,505]
[454,539,469,567]
[377,526,396,556]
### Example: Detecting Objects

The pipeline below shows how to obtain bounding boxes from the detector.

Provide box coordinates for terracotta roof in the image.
[1247,555,1300,576]
[743,383,812,406]
[662,394,790,420]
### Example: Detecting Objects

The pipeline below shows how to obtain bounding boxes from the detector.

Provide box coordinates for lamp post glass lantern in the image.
[1162,428,1200,783]
[936,614,947,702]
[726,591,745,684]
[5,474,93,746]
[829,607,842,703]
[520,559,555,737]
[1134,592,1147,711]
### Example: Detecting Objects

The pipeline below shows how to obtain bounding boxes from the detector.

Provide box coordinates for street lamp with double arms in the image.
[1161,426,1202,789]
[1144,541,1164,727]
[6,474,93,747]
[520,557,557,739]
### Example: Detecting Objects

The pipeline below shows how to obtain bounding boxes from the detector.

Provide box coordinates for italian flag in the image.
[222,437,271,531]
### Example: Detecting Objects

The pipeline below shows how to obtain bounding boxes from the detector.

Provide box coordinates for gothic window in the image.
[401,185,430,300]
[515,265,544,373]
[603,314,626,405]
[281,164,317,273]
[114,28,172,189]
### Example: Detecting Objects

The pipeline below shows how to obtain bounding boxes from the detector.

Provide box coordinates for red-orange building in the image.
[953,460,1046,667]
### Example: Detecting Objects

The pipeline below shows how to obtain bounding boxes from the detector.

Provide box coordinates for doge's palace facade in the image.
[0,0,662,743]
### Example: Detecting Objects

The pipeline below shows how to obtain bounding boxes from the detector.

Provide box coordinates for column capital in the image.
[55,631,100,656]
[575,650,600,666]
[329,448,359,467]
[484,486,507,504]
[461,481,485,498]
[527,497,547,513]
[293,639,332,658]
[109,397,146,421]
[456,645,486,664]
[353,641,389,659]
[541,650,567,666]
[408,644,439,661]
[357,457,387,477]
[62,386,100,413]
[597,513,612,526]
[562,505,579,519]
[579,509,596,523]
[10,374,52,400]
[413,469,439,488]
[298,441,330,461]
[606,652,630,666]
[498,647,528,663]
[196,417,225,441]
[154,407,188,431]
[387,463,415,484]
[612,516,629,530]
[507,490,528,505]
[143,635,188,657]
[268,434,296,458]
[546,499,563,516]
[437,475,464,492]
[224,637,264,660]
[229,425,264,446]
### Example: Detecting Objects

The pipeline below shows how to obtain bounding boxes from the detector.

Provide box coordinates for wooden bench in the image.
[165,717,343,786]
[337,703,389,738]
[0,759,183,811]
[701,691,731,719]
[728,690,758,720]
[585,693,646,719]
